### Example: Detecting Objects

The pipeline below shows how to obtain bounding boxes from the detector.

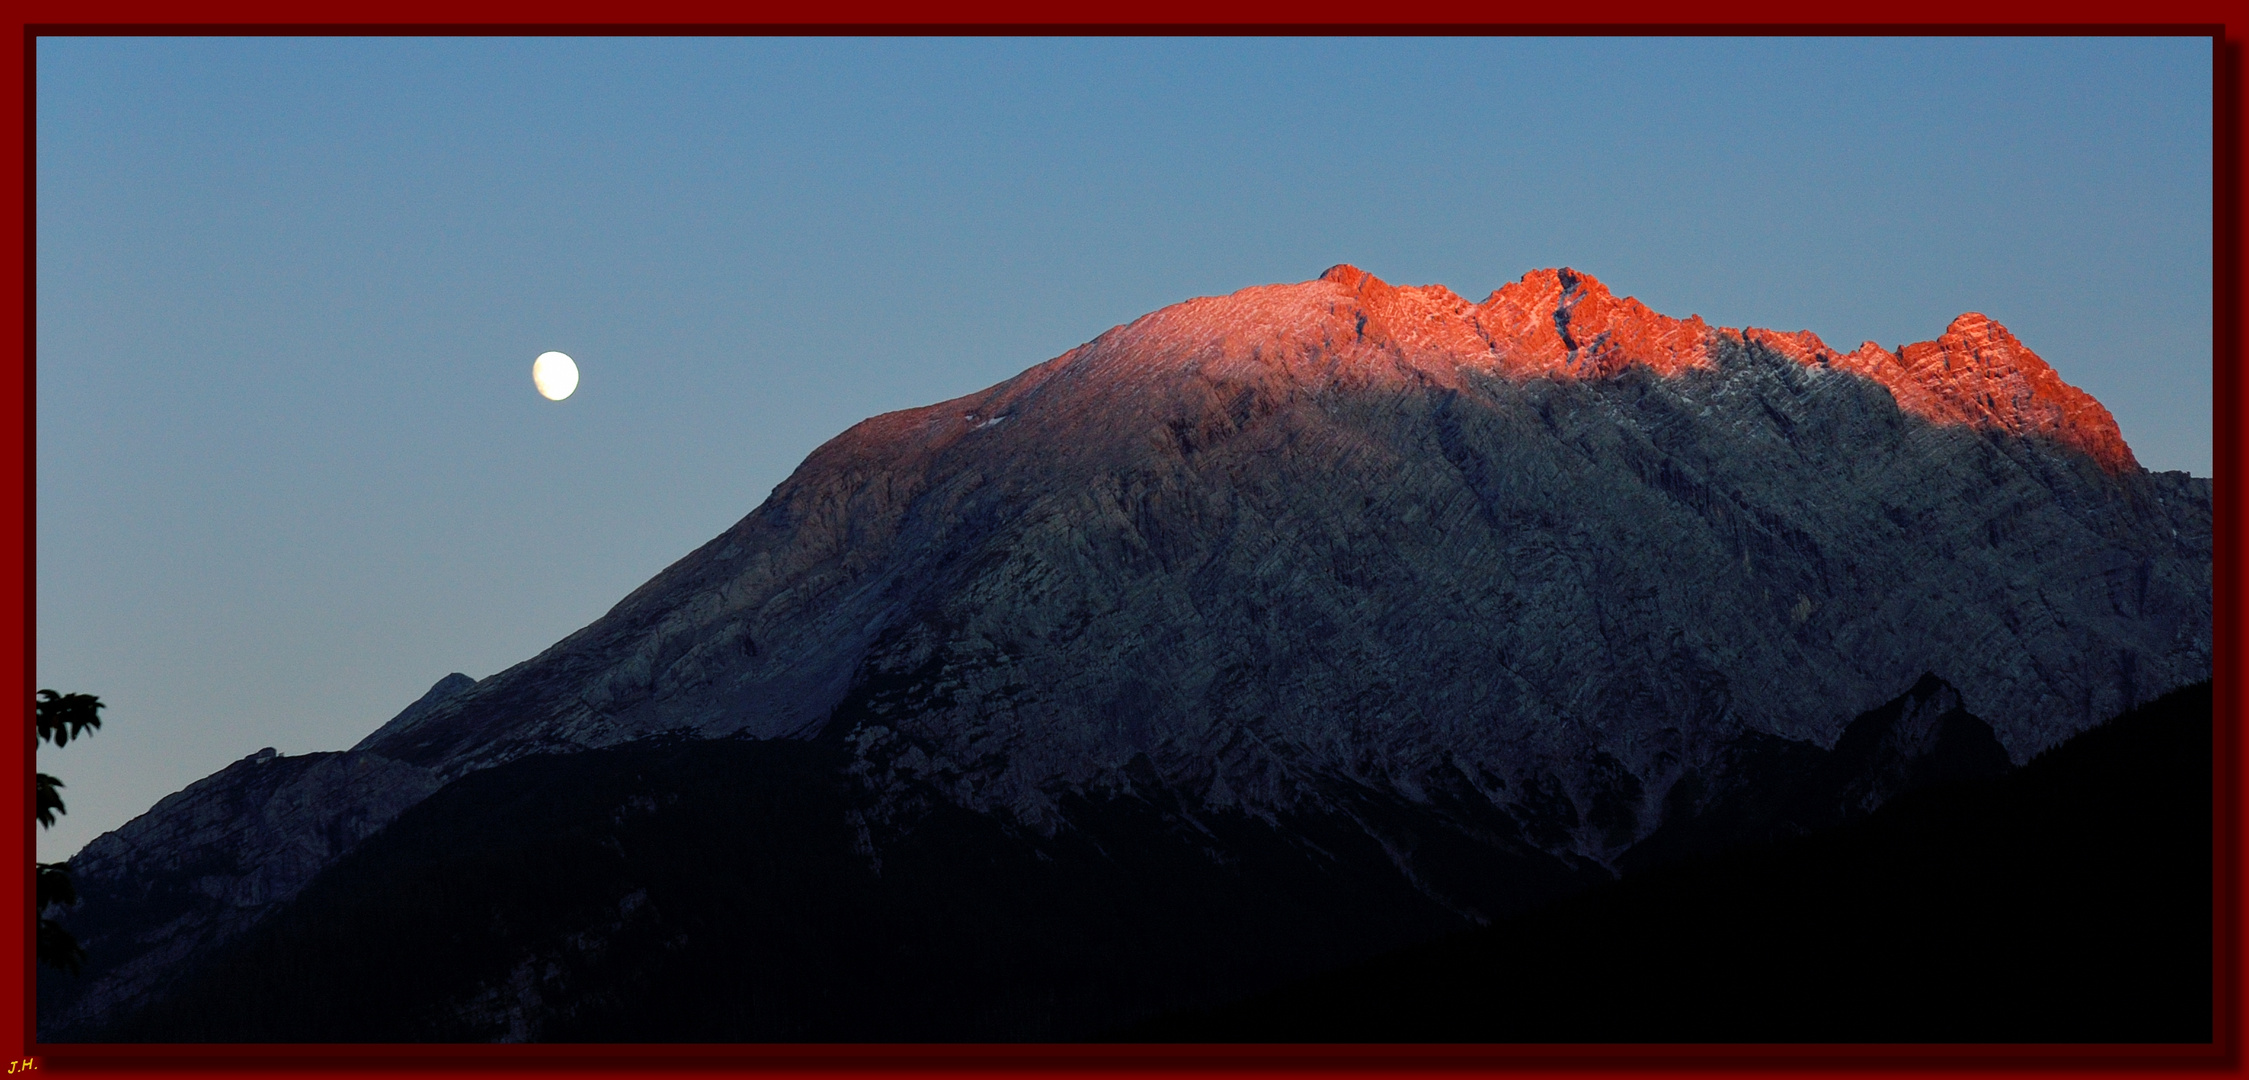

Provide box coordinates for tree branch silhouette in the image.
[35,690,104,974]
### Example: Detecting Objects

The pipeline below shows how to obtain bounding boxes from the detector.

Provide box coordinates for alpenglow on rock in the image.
[357,264,2206,852]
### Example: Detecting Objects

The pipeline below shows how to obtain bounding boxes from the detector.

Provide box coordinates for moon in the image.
[532,352,579,401]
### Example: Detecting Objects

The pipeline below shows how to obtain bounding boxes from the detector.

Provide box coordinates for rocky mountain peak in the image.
[1316,262,1377,288]
[1100,269,2133,473]
[1898,311,2139,471]
[1737,313,2135,473]
[1488,267,1711,379]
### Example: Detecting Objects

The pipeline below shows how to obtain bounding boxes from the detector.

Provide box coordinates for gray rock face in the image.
[41,733,445,1036]
[351,671,476,752]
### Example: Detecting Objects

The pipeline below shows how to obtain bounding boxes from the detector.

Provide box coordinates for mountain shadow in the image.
[1620,672,2015,875]
[51,673,2139,1044]
[65,732,1612,1042]
[1121,680,2214,1043]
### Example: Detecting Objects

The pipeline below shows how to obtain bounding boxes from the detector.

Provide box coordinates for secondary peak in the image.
[1320,264,1385,290]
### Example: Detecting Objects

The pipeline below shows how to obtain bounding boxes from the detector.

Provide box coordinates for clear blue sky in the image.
[34,36,2213,860]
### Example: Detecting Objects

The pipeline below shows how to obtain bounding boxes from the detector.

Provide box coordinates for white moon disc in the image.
[532,351,579,401]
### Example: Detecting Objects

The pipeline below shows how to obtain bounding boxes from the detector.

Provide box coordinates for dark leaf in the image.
[35,689,104,748]
[36,772,63,830]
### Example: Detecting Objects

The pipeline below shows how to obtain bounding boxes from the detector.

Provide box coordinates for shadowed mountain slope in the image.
[1123,680,2214,1043]
[71,676,2092,1042]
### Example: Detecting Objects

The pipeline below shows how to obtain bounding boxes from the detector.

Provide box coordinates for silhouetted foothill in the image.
[1123,681,2212,1043]
[1621,673,2016,874]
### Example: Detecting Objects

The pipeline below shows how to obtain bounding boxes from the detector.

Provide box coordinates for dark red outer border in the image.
[2,8,2240,1079]
[4,20,2239,30]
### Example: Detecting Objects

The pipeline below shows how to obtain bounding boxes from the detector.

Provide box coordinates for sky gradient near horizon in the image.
[35,36,2213,860]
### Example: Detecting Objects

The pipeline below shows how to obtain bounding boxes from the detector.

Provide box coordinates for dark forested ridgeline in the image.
[48,677,2207,1043]
[54,730,1605,1042]
[1123,680,2215,1044]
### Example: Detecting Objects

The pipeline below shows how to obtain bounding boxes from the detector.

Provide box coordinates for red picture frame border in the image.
[2,11,2238,1078]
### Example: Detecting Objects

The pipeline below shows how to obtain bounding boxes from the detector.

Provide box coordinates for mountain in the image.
[39,266,2212,1041]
